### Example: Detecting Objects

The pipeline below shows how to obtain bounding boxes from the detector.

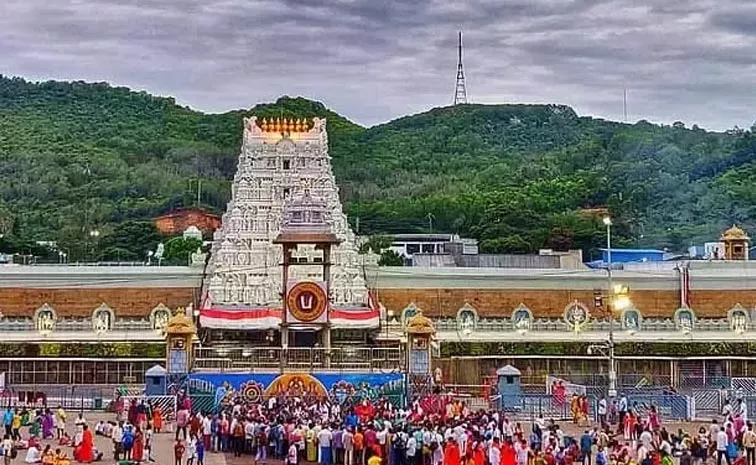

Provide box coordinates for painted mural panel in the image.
[187,372,406,411]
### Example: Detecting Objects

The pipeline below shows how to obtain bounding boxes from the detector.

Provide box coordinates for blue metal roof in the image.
[599,248,665,254]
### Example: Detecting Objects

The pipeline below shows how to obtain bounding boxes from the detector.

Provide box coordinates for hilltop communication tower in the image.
[453,31,468,105]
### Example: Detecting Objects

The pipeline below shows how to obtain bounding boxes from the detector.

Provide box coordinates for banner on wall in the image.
[188,372,406,410]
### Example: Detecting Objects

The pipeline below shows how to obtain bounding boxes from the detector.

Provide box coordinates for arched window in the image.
[728,304,750,333]
[456,303,478,333]
[92,303,115,333]
[34,304,57,333]
[620,307,643,331]
[511,303,533,331]
[150,303,172,332]
[674,306,696,332]
[563,300,590,332]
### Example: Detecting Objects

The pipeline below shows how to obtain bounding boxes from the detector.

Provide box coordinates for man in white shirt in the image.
[343,427,354,465]
[288,441,298,465]
[318,426,333,465]
[598,398,608,428]
[640,429,653,449]
[489,437,501,465]
[515,440,529,465]
[407,434,417,464]
[376,425,389,458]
[716,427,731,465]
[245,420,255,454]
[24,444,41,464]
[618,395,628,433]
[111,421,124,461]
[637,444,648,464]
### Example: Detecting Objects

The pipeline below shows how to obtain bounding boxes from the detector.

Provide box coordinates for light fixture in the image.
[603,217,612,226]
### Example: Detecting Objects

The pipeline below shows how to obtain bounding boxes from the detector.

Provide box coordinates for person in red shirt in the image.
[443,438,461,465]
[174,439,186,465]
[501,439,517,465]
[472,441,485,465]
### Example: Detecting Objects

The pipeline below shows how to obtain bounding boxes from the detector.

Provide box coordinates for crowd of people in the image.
[163,387,756,465]
[0,405,102,464]
[0,387,753,465]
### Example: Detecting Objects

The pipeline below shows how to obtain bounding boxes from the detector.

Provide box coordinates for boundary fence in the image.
[120,395,177,424]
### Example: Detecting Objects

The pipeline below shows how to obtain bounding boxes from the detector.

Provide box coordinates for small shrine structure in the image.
[721,225,750,261]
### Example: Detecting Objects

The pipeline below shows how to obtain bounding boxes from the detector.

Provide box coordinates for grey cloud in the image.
[1,0,756,130]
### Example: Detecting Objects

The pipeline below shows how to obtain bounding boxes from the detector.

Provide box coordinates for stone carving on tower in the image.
[201,117,377,330]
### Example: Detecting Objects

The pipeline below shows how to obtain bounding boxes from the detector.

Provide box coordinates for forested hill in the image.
[0,75,755,261]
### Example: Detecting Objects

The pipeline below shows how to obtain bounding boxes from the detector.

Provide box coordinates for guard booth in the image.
[144,365,168,396]
[496,365,522,410]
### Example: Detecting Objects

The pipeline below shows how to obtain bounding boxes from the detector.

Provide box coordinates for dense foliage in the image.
[441,341,756,357]
[1,75,755,260]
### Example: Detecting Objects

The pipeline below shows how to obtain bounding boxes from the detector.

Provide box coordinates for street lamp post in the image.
[88,229,100,261]
[603,217,617,398]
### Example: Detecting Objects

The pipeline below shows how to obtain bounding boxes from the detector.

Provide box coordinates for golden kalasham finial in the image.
[254,116,316,133]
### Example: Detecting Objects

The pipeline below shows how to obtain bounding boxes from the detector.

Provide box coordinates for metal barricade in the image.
[193,346,403,373]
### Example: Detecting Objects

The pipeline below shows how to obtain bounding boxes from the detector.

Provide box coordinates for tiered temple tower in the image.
[200,117,378,340]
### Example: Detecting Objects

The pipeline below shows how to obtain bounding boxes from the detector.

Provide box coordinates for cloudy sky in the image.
[3,0,756,130]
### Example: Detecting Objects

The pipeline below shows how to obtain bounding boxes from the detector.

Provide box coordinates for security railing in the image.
[395,317,743,333]
[193,346,404,373]
[0,318,153,332]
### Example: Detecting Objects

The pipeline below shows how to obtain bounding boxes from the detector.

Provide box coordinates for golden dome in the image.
[405,310,435,335]
[721,225,750,241]
[166,307,197,335]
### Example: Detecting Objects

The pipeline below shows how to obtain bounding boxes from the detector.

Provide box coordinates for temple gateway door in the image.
[292,330,318,347]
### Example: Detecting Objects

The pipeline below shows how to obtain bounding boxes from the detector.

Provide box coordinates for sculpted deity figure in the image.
[94,309,111,333]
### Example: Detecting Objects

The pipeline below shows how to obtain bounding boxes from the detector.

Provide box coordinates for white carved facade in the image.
[206,117,373,309]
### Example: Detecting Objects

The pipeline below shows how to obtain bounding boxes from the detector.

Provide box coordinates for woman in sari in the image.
[73,424,94,463]
[132,427,145,462]
[579,396,589,425]
[41,445,54,465]
[306,424,317,462]
[42,410,54,439]
[128,399,138,427]
[29,417,41,439]
[153,405,164,433]
[569,394,580,424]
[136,402,147,430]
[114,396,125,423]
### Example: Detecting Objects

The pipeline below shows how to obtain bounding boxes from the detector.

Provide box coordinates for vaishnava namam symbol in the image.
[287,281,327,322]
[298,292,315,310]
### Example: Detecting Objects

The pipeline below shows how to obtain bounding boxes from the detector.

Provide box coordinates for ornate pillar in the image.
[322,245,332,352]
[164,307,197,374]
[281,245,292,348]
[405,310,436,402]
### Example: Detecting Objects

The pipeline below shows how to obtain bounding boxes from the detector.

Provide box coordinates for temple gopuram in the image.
[199,116,380,346]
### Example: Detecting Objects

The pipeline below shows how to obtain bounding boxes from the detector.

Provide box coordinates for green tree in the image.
[378,249,404,266]
[163,236,204,265]
[98,221,163,261]
[359,235,395,254]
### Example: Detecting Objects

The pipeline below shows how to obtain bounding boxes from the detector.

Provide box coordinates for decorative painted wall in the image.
[188,372,405,411]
